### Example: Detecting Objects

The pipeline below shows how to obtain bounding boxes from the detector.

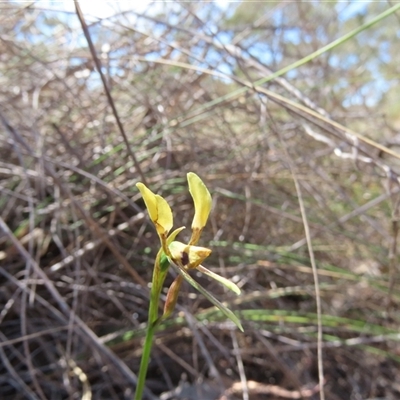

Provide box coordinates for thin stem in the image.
[278,139,325,400]
[134,257,168,400]
[134,322,156,400]
[74,1,147,185]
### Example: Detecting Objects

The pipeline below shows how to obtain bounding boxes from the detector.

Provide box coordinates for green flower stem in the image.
[134,321,156,400]
[134,255,169,400]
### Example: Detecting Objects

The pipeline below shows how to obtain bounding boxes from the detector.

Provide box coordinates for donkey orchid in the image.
[136,172,242,331]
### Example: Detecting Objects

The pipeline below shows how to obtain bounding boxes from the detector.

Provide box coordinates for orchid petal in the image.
[187,172,212,245]
[167,227,185,245]
[169,241,211,269]
[136,183,173,236]
[196,265,241,295]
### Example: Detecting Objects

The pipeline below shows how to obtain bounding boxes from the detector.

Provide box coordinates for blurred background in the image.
[1,1,400,399]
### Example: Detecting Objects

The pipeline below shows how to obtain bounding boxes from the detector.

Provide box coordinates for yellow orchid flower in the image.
[136,173,243,331]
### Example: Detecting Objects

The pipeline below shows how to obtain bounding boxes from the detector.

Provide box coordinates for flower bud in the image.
[163,276,183,318]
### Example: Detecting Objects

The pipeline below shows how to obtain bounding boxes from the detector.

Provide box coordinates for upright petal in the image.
[136,183,173,236]
[136,183,157,221]
[154,194,173,234]
[187,172,212,245]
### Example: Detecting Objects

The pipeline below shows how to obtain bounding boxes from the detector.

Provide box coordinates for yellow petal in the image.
[196,265,241,295]
[187,172,212,244]
[155,194,173,234]
[167,227,186,245]
[136,183,173,235]
[136,182,157,221]
[169,241,211,269]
